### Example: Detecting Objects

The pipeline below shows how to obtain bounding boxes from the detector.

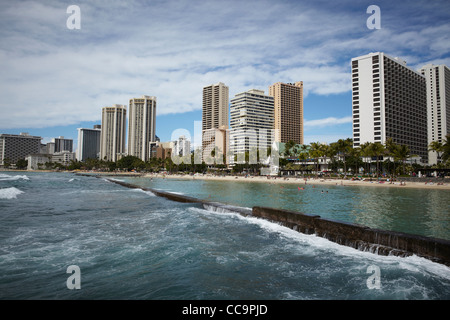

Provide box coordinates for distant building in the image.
[52,151,76,166]
[173,135,191,157]
[202,126,229,165]
[202,82,229,131]
[419,64,450,165]
[100,104,127,162]
[45,142,55,154]
[53,136,73,153]
[26,151,76,170]
[26,154,52,170]
[77,126,101,161]
[0,133,42,166]
[155,146,172,160]
[202,82,229,163]
[269,81,304,144]
[230,89,274,161]
[352,52,428,163]
[128,95,157,162]
[39,143,47,154]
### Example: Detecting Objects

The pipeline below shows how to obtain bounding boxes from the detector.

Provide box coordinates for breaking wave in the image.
[0,173,29,181]
[0,187,24,199]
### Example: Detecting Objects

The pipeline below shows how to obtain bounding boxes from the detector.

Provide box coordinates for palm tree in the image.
[284,140,296,157]
[393,144,411,175]
[385,138,399,177]
[360,142,372,175]
[317,144,327,172]
[349,147,361,175]
[369,142,385,177]
[334,138,353,176]
[309,142,323,177]
[442,135,450,163]
[429,140,445,165]
[324,144,337,170]
[297,145,310,172]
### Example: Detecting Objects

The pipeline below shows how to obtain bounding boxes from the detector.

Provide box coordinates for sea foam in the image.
[0,174,29,181]
[0,187,24,199]
[131,188,156,197]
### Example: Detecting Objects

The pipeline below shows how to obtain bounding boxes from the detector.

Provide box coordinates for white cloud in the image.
[0,0,449,130]
[304,116,353,128]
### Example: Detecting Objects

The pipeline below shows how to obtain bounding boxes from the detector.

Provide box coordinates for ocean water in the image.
[0,172,449,300]
[119,175,450,240]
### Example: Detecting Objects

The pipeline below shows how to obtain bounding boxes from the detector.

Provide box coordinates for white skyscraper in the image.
[229,89,274,160]
[128,95,157,162]
[100,104,127,162]
[419,64,450,165]
[351,52,428,163]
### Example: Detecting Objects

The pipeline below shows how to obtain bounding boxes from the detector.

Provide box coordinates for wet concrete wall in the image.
[253,206,450,266]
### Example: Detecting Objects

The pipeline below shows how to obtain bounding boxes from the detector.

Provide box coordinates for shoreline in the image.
[3,169,449,190]
[142,172,450,190]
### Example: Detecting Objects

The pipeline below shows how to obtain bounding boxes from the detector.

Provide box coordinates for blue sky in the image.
[1,0,449,150]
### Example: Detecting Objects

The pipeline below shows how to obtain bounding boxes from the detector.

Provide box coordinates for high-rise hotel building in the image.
[202,82,229,131]
[351,52,428,163]
[128,95,157,161]
[268,81,304,145]
[202,82,229,163]
[229,89,274,159]
[77,125,101,161]
[0,132,42,165]
[100,104,127,162]
[419,64,450,165]
[53,136,73,153]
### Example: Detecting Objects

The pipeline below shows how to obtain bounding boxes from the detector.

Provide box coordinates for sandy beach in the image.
[143,172,450,190]
[16,169,445,190]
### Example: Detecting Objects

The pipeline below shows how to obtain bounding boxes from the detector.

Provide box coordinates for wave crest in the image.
[0,173,29,181]
[0,187,24,199]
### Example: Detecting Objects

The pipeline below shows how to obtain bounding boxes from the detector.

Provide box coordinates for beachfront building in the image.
[53,136,73,153]
[51,151,76,166]
[26,151,76,170]
[100,104,127,162]
[44,142,55,155]
[0,133,42,166]
[268,81,304,145]
[76,126,101,161]
[128,95,157,162]
[26,154,52,170]
[351,52,428,163]
[173,135,191,157]
[202,82,229,131]
[202,82,229,163]
[202,126,229,165]
[155,146,172,160]
[229,89,274,163]
[419,64,450,165]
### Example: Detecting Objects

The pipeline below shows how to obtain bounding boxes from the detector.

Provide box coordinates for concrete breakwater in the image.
[86,175,450,266]
[252,207,450,266]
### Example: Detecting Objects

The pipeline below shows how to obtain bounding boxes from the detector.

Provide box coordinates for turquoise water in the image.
[119,176,450,241]
[1,172,449,300]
